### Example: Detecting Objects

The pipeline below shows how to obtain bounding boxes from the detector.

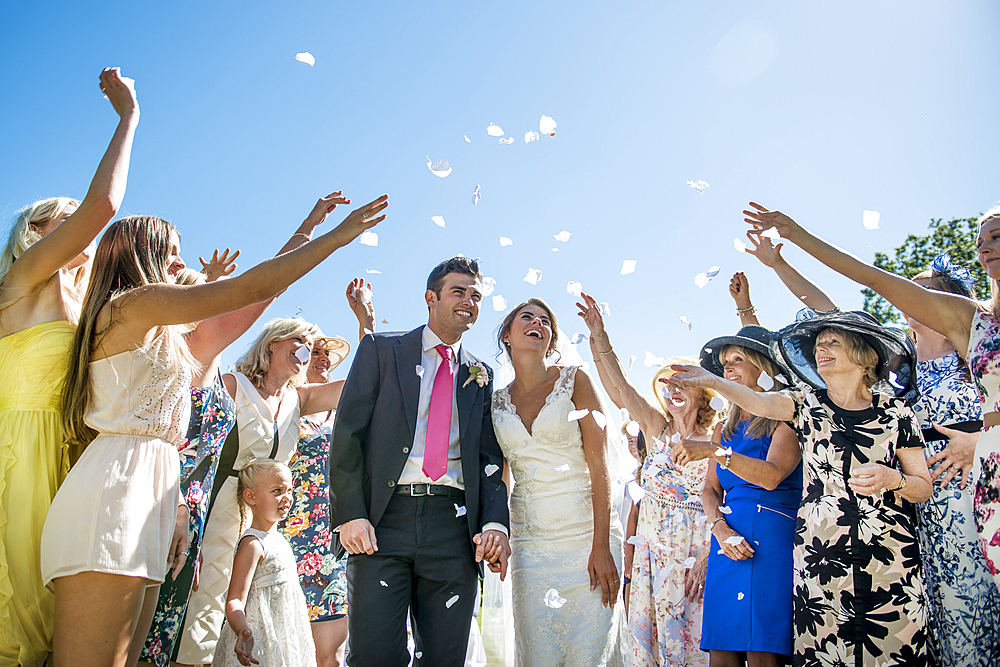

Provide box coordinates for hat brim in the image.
[313,336,351,371]
[700,336,775,378]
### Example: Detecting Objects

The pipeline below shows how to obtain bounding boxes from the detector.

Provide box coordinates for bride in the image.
[491,297,628,666]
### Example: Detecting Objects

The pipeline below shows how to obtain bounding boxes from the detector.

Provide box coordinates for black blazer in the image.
[328,327,510,547]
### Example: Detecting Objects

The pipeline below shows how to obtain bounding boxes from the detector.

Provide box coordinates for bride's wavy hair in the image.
[496,298,560,361]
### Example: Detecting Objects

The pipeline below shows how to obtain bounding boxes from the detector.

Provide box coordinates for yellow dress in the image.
[0,320,74,667]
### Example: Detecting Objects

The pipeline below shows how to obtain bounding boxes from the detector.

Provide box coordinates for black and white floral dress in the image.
[786,386,929,667]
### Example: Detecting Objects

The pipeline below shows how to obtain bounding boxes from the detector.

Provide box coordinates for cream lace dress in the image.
[492,365,628,666]
[212,527,315,667]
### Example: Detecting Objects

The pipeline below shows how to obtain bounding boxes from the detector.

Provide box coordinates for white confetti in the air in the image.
[626,480,645,503]
[626,535,643,546]
[499,237,513,247]
[543,589,567,609]
[738,592,745,600]
[687,180,709,195]
[463,135,471,143]
[355,286,372,304]
[710,396,725,412]
[481,277,496,296]
[415,365,425,379]
[680,316,692,330]
[492,295,507,311]
[775,374,789,385]
[454,504,467,517]
[472,184,481,205]
[568,408,590,422]
[380,580,388,587]
[644,351,665,368]
[725,536,745,546]
[554,231,571,242]
[431,215,446,228]
[600,302,611,316]
[523,268,542,285]
[863,210,880,230]
[627,355,636,371]
[539,115,557,136]
[671,432,681,443]
[551,248,559,252]
[445,595,460,609]
[625,421,640,437]
[734,238,747,253]
[487,122,504,137]
[720,505,733,515]
[889,371,904,390]
[499,137,514,145]
[621,260,637,275]
[695,266,721,288]
[570,332,587,345]
[761,227,780,240]
[485,464,499,477]
[758,373,774,391]
[591,410,607,430]
[415,652,423,659]
[567,281,583,296]
[553,463,571,472]
[295,52,315,66]
[426,157,452,178]
[366,269,381,274]
[684,556,696,569]
[358,231,378,247]
[295,346,310,363]
[525,131,540,143]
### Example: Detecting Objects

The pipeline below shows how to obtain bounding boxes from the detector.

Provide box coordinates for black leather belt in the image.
[394,483,464,498]
[921,419,982,443]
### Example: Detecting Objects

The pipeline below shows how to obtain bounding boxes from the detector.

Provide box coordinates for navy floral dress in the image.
[141,374,236,665]
[279,413,348,620]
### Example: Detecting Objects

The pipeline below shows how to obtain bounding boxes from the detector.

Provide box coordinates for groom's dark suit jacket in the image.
[328,327,510,550]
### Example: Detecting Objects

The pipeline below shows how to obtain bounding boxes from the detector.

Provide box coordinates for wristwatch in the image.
[894,472,907,492]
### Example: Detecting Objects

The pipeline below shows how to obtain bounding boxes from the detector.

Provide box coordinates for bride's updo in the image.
[497,298,559,360]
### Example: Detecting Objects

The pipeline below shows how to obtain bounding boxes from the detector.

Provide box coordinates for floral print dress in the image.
[628,426,711,667]
[787,386,929,667]
[279,412,348,620]
[967,306,1000,583]
[911,352,1000,666]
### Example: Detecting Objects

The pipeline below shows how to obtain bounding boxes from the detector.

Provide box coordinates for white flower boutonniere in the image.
[463,362,490,389]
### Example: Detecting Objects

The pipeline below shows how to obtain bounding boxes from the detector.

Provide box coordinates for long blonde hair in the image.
[651,356,721,433]
[234,317,321,389]
[980,205,1000,318]
[718,345,789,442]
[236,459,289,534]
[62,216,197,460]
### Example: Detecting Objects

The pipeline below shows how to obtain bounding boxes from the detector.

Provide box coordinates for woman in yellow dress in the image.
[0,67,140,666]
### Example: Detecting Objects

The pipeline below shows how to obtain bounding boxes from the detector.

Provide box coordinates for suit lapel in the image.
[393,327,424,441]
[457,347,478,444]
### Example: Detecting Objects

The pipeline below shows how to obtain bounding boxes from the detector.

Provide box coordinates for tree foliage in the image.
[862,216,988,324]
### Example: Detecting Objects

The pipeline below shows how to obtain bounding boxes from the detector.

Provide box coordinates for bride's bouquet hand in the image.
[588,544,620,608]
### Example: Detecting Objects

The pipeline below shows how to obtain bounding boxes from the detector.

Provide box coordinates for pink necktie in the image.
[422,344,453,481]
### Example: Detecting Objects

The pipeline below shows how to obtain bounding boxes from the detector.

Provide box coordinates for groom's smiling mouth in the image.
[455,308,473,321]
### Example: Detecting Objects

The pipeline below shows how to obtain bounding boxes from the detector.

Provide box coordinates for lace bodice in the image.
[237,528,298,589]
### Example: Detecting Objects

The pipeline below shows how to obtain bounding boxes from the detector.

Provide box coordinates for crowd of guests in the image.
[3,67,1000,667]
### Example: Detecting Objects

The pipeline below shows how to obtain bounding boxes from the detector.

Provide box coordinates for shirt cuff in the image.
[481,522,508,539]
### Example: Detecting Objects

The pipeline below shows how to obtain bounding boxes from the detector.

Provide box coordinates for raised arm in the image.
[589,336,626,409]
[666,363,795,421]
[728,272,761,327]
[743,229,837,313]
[745,202,977,356]
[345,277,377,339]
[7,68,139,289]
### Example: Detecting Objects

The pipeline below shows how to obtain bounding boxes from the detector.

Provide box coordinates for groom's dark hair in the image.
[426,256,483,297]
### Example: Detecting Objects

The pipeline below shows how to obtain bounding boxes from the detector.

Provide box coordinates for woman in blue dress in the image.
[671,326,803,665]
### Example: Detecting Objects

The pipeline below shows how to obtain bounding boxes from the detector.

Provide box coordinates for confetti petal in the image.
[758,373,774,391]
[294,346,310,363]
[863,210,880,230]
[626,535,643,546]
[525,131,540,143]
[380,580,388,587]
[568,408,590,422]
[446,595,460,608]
[499,137,515,145]
[415,365,425,378]
[355,286,372,304]
[567,280,583,296]
[415,652,423,659]
[775,374,789,385]
[671,433,681,444]
[600,302,611,316]
[485,464,499,477]
[472,184,481,204]
[710,396,725,412]
[725,535,745,546]
[553,463,571,472]
[627,355,636,371]
[720,505,733,514]
[426,157,452,178]
[570,332,587,345]
[644,351,665,368]
[499,236,514,246]
[680,316,692,330]
[464,135,471,143]
[381,319,388,324]
[543,588,567,609]
[492,295,507,311]
[481,277,496,296]
[734,238,748,253]
[686,179,709,195]
[652,452,670,465]
[715,446,733,457]
[684,556,696,568]
[621,260,637,275]
[695,266,721,288]
[888,371,904,390]
[295,52,316,66]
[523,268,542,285]
[366,269,381,274]
[626,480,645,503]
[454,504,467,517]
[652,568,669,594]
[487,122,504,137]
[761,227,780,240]
[554,231,571,242]
[591,410,607,430]
[539,115,557,136]
[738,592,745,601]
[431,215,446,228]
[358,231,378,247]
[625,421,640,437]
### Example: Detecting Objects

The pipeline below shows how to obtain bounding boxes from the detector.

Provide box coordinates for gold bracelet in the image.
[736,305,756,315]
[291,232,312,242]
[597,346,615,355]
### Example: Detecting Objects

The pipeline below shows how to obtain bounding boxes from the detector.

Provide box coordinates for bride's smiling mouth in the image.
[524,328,544,340]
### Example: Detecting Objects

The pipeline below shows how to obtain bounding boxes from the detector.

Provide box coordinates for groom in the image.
[329,256,511,667]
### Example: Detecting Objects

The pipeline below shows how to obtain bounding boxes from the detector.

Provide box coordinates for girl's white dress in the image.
[212,527,316,667]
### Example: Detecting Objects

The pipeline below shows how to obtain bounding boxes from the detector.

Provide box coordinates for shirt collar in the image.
[422,325,462,361]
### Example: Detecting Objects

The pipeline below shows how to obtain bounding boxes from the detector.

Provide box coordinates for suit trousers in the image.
[346,492,479,667]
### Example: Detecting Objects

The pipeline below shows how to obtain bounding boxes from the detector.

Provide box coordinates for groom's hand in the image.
[341,518,378,555]
[474,529,511,581]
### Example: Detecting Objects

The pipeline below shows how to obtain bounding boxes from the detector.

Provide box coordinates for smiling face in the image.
[813,327,877,389]
[720,345,763,389]
[164,229,186,283]
[245,467,294,524]
[426,272,482,343]
[977,215,1000,280]
[269,334,313,382]
[659,381,703,418]
[306,340,333,384]
[505,304,555,359]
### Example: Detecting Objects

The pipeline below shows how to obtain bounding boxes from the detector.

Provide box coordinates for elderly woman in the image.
[578,292,719,667]
[667,310,933,666]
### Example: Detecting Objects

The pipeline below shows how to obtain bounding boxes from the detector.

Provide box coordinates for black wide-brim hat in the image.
[700,325,785,379]
[772,309,919,406]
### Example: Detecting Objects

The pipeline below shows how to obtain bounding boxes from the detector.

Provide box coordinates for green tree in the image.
[862,216,988,324]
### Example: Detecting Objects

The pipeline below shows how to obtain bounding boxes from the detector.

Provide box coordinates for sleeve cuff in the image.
[481,522,508,538]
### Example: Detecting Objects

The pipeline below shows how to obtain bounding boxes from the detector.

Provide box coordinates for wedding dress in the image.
[491,365,628,666]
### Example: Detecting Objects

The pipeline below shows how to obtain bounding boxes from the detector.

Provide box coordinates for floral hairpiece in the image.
[930,253,976,294]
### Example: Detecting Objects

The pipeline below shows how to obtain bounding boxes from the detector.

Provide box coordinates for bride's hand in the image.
[588,544,619,607]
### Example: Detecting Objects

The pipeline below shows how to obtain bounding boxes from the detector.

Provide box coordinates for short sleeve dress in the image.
[786,386,929,667]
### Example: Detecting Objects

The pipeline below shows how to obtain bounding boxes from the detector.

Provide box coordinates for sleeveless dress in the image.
[41,336,192,585]
[628,421,711,666]
[491,365,628,666]
[178,372,300,664]
[211,527,316,667]
[786,386,929,667]
[141,373,237,666]
[279,411,348,620]
[700,420,802,657]
[0,320,74,666]
[966,306,1000,584]
[910,352,1000,666]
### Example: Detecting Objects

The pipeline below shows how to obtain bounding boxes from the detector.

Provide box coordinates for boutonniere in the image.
[463,362,489,389]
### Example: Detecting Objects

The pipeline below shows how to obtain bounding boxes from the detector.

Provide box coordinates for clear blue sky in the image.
[3,0,998,400]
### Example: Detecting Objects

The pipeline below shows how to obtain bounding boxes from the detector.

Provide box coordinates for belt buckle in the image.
[409,483,432,496]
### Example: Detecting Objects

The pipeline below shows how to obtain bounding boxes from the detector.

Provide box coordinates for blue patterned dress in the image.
[279,413,348,620]
[140,374,236,666]
[911,352,1000,666]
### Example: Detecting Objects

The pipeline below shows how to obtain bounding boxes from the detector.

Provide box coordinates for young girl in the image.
[214,460,315,667]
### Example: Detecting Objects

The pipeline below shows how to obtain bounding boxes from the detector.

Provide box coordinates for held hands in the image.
[341,518,378,555]
[926,424,978,489]
[743,202,802,241]
[848,463,899,497]
[671,439,716,467]
[330,195,389,246]
[346,278,376,329]
[729,272,752,310]
[199,248,240,282]
[588,544,620,607]
[234,628,259,666]
[683,550,709,602]
[99,67,138,118]
[474,529,511,581]
[712,521,755,562]
[167,504,190,580]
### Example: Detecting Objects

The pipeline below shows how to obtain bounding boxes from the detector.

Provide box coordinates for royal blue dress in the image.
[700,420,802,656]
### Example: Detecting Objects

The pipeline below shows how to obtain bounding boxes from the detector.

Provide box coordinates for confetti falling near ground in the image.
[687,179,709,194]
[621,260,637,275]
[445,595,460,608]
[295,52,315,66]
[454,504,467,517]
[863,210,880,230]
[426,157,452,178]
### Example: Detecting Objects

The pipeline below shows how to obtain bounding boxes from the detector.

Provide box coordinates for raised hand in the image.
[662,364,717,390]
[744,228,784,268]
[575,292,607,335]
[744,202,802,240]
[346,278,375,326]
[99,67,138,118]
[302,191,351,233]
[199,248,241,282]
[712,521,755,561]
[330,195,388,246]
[926,424,979,489]
[729,272,752,309]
